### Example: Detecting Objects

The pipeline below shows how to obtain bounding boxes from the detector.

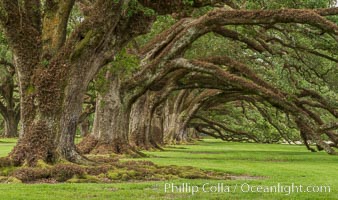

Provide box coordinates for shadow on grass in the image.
[165,146,188,149]
[142,149,337,163]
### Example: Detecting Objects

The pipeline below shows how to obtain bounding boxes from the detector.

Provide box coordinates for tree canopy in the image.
[0,0,337,168]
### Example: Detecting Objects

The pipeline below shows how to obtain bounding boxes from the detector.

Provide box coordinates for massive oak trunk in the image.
[78,72,132,154]
[129,95,151,149]
[1,1,336,167]
[3,110,19,138]
[1,1,154,166]
[79,118,90,137]
[163,90,215,144]
[129,91,164,149]
[163,91,189,144]
[150,106,165,146]
[0,65,19,138]
[162,99,178,144]
[10,60,96,165]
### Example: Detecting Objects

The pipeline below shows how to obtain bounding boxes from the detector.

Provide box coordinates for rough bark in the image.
[0,64,20,138]
[2,110,19,138]
[1,1,154,166]
[129,91,166,150]
[1,1,336,166]
[87,72,131,154]
[116,6,337,153]
[162,90,219,144]
[129,95,151,149]
[150,106,164,146]
[163,91,187,144]
[79,118,90,137]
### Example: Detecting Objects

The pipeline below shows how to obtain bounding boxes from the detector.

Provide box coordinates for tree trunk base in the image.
[59,147,96,165]
[149,141,164,151]
[9,121,57,166]
[78,137,148,157]
[90,140,130,154]
[90,141,149,158]
[77,135,99,154]
[315,140,336,155]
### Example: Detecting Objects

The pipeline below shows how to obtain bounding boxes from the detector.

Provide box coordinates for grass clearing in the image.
[0,138,337,199]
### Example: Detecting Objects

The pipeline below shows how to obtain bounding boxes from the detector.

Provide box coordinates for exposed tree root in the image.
[150,142,165,151]
[2,157,236,183]
[77,137,150,158]
[76,135,98,154]
[89,141,143,157]
[61,149,96,166]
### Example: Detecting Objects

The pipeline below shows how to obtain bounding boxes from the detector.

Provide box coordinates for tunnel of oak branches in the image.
[0,0,336,168]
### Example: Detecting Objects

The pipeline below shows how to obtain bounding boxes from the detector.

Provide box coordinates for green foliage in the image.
[111,48,140,75]
[199,101,300,143]
[182,0,338,142]
[26,85,36,95]
[0,31,12,60]
[127,0,155,17]
[242,0,335,9]
[0,166,15,176]
[185,32,236,59]
[94,47,140,95]
[67,2,86,35]
[40,59,50,68]
[183,0,194,6]
[107,169,136,181]
[0,67,10,85]
[135,15,176,46]
[71,30,94,60]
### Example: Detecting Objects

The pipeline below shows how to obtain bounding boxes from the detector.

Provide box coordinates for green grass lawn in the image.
[0,138,337,199]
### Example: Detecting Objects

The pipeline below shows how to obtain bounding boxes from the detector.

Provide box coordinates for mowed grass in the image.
[0,138,337,199]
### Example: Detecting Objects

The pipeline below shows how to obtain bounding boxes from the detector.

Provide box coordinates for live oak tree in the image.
[0,0,158,165]
[0,0,337,167]
[81,1,338,154]
[189,93,298,143]
[0,60,20,138]
[174,3,338,153]
[0,0,234,166]
[0,32,20,138]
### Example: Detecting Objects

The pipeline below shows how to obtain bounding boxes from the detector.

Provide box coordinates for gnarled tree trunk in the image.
[78,72,132,154]
[0,63,20,138]
[163,90,218,144]
[129,91,164,150]
[2,0,155,166]
[150,106,165,146]
[79,118,90,137]
[129,95,151,149]
[3,110,19,138]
